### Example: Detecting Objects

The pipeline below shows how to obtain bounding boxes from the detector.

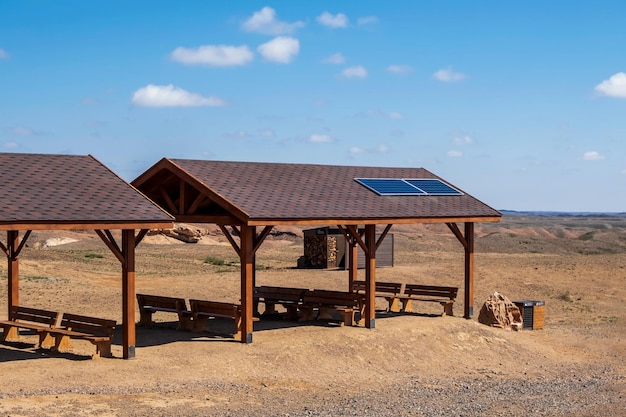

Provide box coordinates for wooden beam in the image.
[135,229,149,247]
[179,179,186,214]
[122,229,136,359]
[219,225,241,253]
[364,224,376,329]
[7,231,19,315]
[338,225,359,291]
[0,221,174,231]
[346,225,368,256]
[245,215,502,227]
[175,215,245,225]
[159,186,178,215]
[0,239,7,256]
[95,230,125,265]
[464,222,475,319]
[240,225,254,344]
[446,222,467,249]
[187,192,207,215]
[14,230,31,257]
[375,224,393,251]
[253,226,273,255]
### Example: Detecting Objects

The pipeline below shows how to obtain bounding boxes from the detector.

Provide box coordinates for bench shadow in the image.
[0,341,97,362]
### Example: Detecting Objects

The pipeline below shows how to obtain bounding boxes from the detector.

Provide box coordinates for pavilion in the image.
[0,152,174,358]
[132,158,502,344]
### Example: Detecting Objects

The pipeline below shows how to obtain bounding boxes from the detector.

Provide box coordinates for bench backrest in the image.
[352,280,404,296]
[303,290,362,308]
[254,286,307,303]
[403,284,458,300]
[60,313,117,337]
[190,300,240,319]
[137,294,188,312]
[9,306,61,327]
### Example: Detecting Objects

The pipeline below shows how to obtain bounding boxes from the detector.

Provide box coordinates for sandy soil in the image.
[1,214,625,416]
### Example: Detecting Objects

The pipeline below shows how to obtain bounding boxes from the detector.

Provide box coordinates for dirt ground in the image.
[1,213,625,416]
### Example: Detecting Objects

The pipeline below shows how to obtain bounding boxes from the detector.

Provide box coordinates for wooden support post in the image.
[348,232,358,291]
[364,224,376,329]
[7,231,19,315]
[240,226,254,343]
[122,230,136,358]
[464,222,475,319]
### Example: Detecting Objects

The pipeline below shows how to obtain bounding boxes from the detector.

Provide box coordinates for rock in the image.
[478,292,523,331]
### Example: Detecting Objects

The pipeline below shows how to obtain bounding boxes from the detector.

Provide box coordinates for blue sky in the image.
[1,1,625,212]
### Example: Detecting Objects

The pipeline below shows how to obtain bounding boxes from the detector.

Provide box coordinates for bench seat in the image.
[300,289,364,326]
[352,281,458,316]
[38,312,116,358]
[253,286,308,320]
[137,294,193,330]
[0,306,61,348]
[190,299,259,338]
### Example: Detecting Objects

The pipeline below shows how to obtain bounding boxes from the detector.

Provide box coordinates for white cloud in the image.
[582,151,605,161]
[131,84,227,107]
[453,135,473,145]
[242,6,305,35]
[222,130,252,139]
[349,144,389,155]
[387,65,412,75]
[257,36,299,63]
[388,112,404,120]
[317,11,348,28]
[594,72,626,98]
[11,125,35,136]
[340,65,367,79]
[259,129,275,137]
[349,146,365,154]
[4,141,18,149]
[433,66,466,82]
[358,16,378,25]
[0,48,9,59]
[322,52,346,64]
[309,134,334,143]
[170,44,253,67]
[447,150,463,157]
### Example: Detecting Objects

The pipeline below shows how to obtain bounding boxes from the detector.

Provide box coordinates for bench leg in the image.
[233,316,242,339]
[262,302,278,315]
[298,306,317,322]
[401,299,414,313]
[138,310,153,326]
[386,297,402,313]
[192,316,209,333]
[285,306,299,321]
[1,326,19,342]
[441,302,454,317]
[177,313,194,331]
[38,331,55,349]
[91,341,112,359]
[52,334,73,352]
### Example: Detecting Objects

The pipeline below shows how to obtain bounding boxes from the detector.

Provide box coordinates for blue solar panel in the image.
[355,178,463,196]
[355,178,426,195]
[405,179,463,195]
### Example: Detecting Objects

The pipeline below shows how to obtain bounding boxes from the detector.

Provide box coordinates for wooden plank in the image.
[0,222,174,232]
[464,222,475,318]
[159,186,178,214]
[8,231,19,313]
[95,230,125,264]
[364,224,376,328]
[122,229,136,359]
[375,224,392,251]
[244,216,502,227]
[219,225,241,253]
[240,225,254,343]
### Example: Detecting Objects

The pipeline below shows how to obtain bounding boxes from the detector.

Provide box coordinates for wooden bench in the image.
[0,306,61,348]
[352,280,406,312]
[400,284,458,316]
[136,294,193,330]
[189,299,245,337]
[38,313,117,359]
[253,286,308,320]
[300,290,364,326]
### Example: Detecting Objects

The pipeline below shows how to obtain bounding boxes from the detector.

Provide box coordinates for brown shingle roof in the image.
[133,158,501,225]
[0,153,174,230]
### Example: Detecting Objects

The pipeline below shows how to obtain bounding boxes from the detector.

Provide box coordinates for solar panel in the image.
[355,178,463,196]
[355,178,426,195]
[404,179,463,195]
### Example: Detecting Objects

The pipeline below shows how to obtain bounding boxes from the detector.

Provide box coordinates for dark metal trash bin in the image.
[513,300,545,330]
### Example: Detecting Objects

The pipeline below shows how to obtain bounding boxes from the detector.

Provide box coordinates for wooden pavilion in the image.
[132,158,502,343]
[0,152,174,358]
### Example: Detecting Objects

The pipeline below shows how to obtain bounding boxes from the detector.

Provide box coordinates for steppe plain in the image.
[1,213,625,416]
